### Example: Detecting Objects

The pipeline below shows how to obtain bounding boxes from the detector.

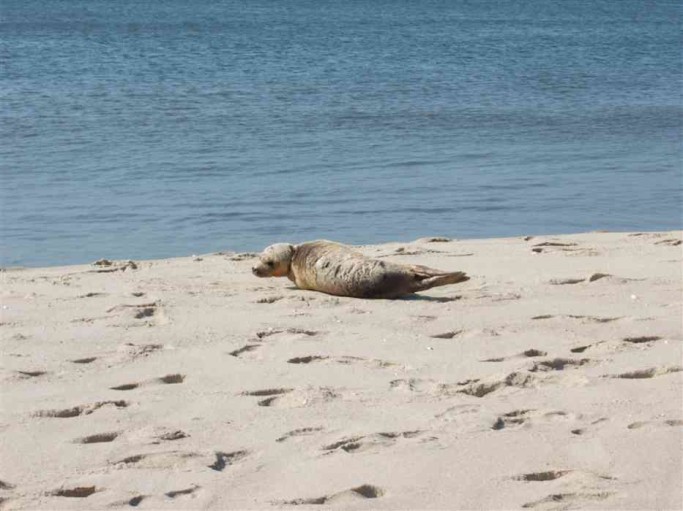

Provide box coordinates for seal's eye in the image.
[266,261,274,268]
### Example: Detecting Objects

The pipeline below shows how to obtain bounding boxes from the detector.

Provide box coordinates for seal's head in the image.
[252,243,295,278]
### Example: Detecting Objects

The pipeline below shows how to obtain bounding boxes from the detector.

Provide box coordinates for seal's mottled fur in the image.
[252,240,469,299]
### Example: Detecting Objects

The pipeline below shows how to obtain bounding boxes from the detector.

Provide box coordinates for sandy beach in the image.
[1,231,681,510]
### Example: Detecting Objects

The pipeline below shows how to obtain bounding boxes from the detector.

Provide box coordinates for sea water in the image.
[1,0,681,266]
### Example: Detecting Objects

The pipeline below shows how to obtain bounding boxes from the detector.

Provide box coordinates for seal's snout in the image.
[251,266,261,276]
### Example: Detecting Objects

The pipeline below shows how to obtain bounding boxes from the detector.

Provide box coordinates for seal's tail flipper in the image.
[410,266,469,293]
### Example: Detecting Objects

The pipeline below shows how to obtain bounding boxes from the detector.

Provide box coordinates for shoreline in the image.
[1,230,681,509]
[2,228,680,272]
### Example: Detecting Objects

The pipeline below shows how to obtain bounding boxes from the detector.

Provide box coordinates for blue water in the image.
[1,0,681,267]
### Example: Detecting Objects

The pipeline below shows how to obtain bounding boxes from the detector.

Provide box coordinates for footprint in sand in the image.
[153,430,190,443]
[458,371,539,398]
[255,328,320,340]
[534,242,578,248]
[522,492,613,509]
[74,432,120,444]
[322,431,421,454]
[113,451,202,469]
[606,366,683,380]
[110,495,146,507]
[119,343,164,361]
[276,427,325,443]
[91,259,138,272]
[528,358,591,372]
[608,366,682,379]
[287,355,399,369]
[513,470,571,482]
[281,484,384,505]
[229,344,261,358]
[532,314,619,323]
[255,296,284,304]
[51,486,99,498]
[166,486,200,499]
[622,335,662,344]
[241,387,341,408]
[430,330,463,339]
[208,450,249,471]
[34,400,129,418]
[628,419,683,429]
[110,374,185,391]
[570,335,665,355]
[654,238,682,246]
[491,409,581,431]
[106,302,165,325]
[481,349,547,363]
[71,357,98,364]
[15,370,48,379]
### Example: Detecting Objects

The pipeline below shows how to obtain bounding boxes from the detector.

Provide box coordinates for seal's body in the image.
[252,240,469,299]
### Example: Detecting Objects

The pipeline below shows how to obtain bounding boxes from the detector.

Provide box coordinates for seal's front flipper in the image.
[410,266,469,293]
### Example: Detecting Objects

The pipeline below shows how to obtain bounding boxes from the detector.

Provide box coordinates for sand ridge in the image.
[0,231,681,509]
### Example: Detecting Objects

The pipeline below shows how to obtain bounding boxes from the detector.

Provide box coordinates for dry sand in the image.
[1,231,681,510]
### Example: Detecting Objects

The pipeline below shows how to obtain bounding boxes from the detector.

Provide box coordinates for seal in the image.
[251,240,469,298]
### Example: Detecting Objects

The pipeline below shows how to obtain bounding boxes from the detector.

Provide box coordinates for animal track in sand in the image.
[287,355,398,369]
[110,374,185,391]
[0,480,15,490]
[209,450,249,471]
[34,400,129,418]
[282,484,385,505]
[609,366,682,379]
[522,492,613,509]
[52,486,98,498]
[322,431,421,454]
[276,427,324,443]
[75,432,119,444]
